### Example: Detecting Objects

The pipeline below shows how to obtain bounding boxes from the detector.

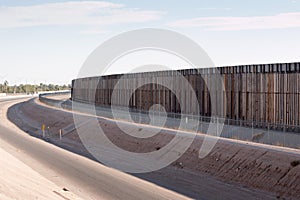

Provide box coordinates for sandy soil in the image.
[2,99,192,200]
[0,143,82,200]
[0,99,82,200]
[45,94,71,100]
[8,97,300,199]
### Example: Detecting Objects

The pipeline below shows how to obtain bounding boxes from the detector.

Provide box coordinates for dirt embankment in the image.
[8,98,300,199]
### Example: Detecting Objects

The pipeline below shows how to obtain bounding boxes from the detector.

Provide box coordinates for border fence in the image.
[72,62,300,133]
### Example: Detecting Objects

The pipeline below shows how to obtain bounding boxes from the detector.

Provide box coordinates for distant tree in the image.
[3,80,8,93]
[0,81,70,94]
[13,85,17,94]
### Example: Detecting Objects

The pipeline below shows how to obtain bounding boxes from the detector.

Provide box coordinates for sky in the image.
[0,0,300,85]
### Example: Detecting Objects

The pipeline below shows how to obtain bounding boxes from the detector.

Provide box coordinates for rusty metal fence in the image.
[72,62,300,133]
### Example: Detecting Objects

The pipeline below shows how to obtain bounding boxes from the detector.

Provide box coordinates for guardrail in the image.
[39,91,71,108]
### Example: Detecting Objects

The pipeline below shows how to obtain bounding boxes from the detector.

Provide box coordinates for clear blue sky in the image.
[0,0,300,85]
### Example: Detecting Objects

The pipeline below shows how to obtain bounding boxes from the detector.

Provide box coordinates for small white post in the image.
[59,129,62,140]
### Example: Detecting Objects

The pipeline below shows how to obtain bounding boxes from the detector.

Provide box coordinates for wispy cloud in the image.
[168,12,300,31]
[79,28,108,35]
[0,1,164,29]
[197,7,232,11]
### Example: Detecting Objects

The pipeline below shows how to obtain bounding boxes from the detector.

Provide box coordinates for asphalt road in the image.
[0,97,189,200]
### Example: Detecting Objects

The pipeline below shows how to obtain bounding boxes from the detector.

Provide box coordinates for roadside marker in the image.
[42,124,45,138]
[59,129,62,140]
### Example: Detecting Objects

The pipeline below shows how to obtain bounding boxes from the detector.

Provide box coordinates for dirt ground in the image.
[0,142,82,200]
[0,98,83,200]
[8,97,300,199]
[45,94,71,100]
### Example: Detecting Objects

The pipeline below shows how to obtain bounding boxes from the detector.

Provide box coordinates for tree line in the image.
[0,81,71,94]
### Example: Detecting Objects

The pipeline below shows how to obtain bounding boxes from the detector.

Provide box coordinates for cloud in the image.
[79,28,108,35]
[0,1,164,29]
[197,7,232,11]
[168,12,300,31]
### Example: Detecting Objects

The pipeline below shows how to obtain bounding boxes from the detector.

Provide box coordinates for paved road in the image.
[0,98,189,200]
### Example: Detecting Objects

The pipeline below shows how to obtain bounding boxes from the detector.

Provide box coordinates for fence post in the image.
[200,115,203,133]
[283,122,286,146]
[216,117,219,136]
[251,121,254,139]
[267,122,270,143]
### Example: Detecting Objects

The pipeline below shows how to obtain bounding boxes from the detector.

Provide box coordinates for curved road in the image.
[0,97,189,200]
